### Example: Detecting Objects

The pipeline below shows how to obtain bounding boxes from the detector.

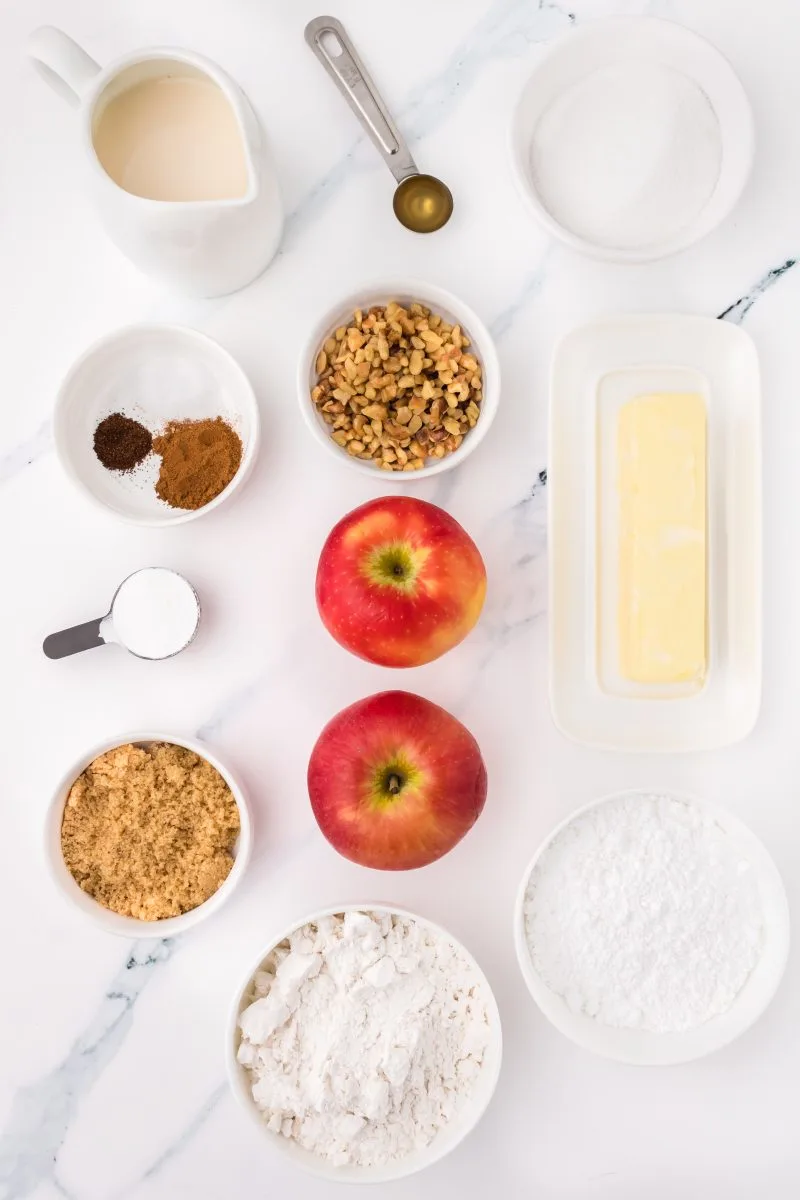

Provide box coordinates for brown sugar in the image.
[60,742,240,920]
[153,416,242,510]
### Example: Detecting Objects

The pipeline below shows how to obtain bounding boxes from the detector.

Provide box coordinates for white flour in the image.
[237,910,492,1167]
[524,794,764,1033]
[531,63,722,250]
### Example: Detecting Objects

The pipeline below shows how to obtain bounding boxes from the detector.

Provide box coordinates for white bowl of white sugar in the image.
[514,791,789,1065]
[510,17,754,262]
[226,905,502,1182]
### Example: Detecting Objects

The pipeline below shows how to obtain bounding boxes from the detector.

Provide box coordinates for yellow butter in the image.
[617,392,707,684]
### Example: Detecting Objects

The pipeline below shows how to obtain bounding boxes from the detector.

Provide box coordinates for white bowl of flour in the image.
[227,905,502,1181]
[510,17,754,262]
[514,791,789,1065]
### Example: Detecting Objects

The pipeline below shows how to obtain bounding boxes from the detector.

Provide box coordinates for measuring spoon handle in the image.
[43,617,106,659]
[305,16,418,185]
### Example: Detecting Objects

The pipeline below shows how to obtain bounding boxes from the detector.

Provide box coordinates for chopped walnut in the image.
[311,302,483,471]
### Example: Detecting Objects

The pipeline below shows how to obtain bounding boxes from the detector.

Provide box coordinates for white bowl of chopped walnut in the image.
[300,281,500,476]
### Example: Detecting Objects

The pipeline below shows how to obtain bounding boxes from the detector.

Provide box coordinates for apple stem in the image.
[387,774,402,795]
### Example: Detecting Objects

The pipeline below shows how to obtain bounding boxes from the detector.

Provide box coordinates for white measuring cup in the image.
[43,568,200,660]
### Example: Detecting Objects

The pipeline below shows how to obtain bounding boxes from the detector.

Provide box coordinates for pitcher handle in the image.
[28,27,100,107]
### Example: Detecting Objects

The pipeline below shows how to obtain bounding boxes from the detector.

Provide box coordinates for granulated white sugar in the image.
[530,63,722,250]
[108,568,199,659]
[524,793,764,1033]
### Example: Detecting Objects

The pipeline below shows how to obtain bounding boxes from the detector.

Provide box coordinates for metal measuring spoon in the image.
[305,16,453,233]
[43,568,200,661]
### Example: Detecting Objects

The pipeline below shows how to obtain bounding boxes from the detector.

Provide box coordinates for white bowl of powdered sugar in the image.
[514,791,790,1065]
[226,905,502,1181]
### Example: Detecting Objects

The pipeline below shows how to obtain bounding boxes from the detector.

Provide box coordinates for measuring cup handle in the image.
[43,617,106,660]
[28,27,101,108]
[305,16,418,185]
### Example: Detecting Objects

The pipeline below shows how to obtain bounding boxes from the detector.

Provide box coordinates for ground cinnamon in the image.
[153,416,243,510]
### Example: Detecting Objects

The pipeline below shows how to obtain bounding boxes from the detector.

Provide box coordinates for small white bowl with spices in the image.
[53,323,260,526]
[44,732,252,936]
[514,790,790,1065]
[226,904,503,1182]
[298,281,499,478]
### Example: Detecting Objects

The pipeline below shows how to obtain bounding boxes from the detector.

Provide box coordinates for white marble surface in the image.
[1,0,799,1196]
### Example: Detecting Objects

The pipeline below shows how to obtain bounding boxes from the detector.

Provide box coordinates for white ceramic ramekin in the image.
[45,731,252,936]
[226,903,503,1183]
[298,280,500,479]
[514,790,790,1065]
[510,17,754,263]
[53,323,260,526]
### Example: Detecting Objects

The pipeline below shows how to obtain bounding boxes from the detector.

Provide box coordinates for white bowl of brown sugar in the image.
[44,733,252,936]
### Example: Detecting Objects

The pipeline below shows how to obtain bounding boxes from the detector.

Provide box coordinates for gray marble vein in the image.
[194,623,307,741]
[490,258,551,341]
[0,940,176,1200]
[718,257,797,323]
[114,1085,226,1198]
[0,419,52,487]
[396,0,575,143]
[435,467,549,721]
[194,672,271,743]
[52,1176,80,1200]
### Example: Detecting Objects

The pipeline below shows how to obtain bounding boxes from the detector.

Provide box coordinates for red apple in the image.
[308,690,487,870]
[316,496,486,667]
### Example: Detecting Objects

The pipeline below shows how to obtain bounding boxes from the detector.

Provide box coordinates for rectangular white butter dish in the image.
[549,313,761,752]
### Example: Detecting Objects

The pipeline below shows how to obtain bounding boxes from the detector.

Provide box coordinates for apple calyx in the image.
[363,541,427,592]
[371,755,420,808]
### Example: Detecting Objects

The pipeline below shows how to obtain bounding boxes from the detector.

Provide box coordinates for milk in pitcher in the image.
[92,70,249,202]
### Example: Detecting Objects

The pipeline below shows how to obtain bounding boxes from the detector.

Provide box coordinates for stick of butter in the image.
[617,392,707,684]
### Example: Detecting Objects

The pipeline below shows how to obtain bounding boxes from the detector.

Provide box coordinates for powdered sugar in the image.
[236,910,492,1167]
[524,794,765,1033]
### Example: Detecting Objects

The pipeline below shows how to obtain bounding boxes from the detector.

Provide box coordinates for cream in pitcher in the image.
[27,28,283,296]
[93,70,249,202]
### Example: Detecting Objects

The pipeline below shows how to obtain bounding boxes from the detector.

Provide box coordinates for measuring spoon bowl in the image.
[393,174,453,233]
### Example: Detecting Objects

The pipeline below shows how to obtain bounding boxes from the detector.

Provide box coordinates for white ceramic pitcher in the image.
[28,27,284,297]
